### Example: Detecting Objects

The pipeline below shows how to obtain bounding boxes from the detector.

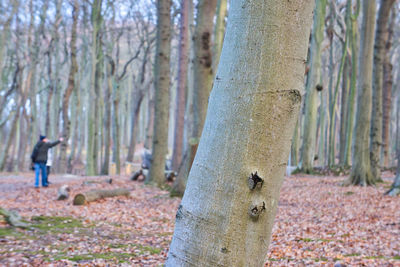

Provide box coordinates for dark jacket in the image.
[31,140,60,163]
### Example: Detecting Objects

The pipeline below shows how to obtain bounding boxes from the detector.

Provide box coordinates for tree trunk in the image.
[171,0,191,171]
[346,0,376,186]
[144,88,155,150]
[382,8,395,167]
[112,83,121,174]
[147,0,172,186]
[386,93,400,196]
[344,0,360,166]
[300,0,326,173]
[370,0,395,180]
[86,0,103,175]
[339,56,350,166]
[0,65,22,171]
[102,58,114,175]
[166,0,314,265]
[212,0,227,71]
[126,89,145,162]
[73,188,130,205]
[60,0,79,173]
[329,21,348,167]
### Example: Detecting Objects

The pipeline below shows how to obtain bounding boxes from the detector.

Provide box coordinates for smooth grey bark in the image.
[60,0,79,173]
[171,0,191,171]
[171,0,218,195]
[346,0,376,186]
[147,0,172,186]
[344,0,360,166]
[86,0,103,175]
[166,0,314,265]
[300,0,326,173]
[212,0,227,71]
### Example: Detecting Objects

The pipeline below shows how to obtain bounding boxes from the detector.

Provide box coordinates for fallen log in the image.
[82,178,113,185]
[57,185,70,200]
[0,207,30,228]
[73,188,130,205]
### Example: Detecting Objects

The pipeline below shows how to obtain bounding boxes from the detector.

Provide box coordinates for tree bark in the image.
[344,0,360,166]
[171,0,191,171]
[147,0,172,186]
[370,0,395,180]
[86,0,103,175]
[166,0,314,265]
[382,7,395,167]
[60,0,79,173]
[171,0,218,193]
[346,0,376,186]
[73,188,130,205]
[0,64,22,171]
[300,0,326,172]
[212,0,227,71]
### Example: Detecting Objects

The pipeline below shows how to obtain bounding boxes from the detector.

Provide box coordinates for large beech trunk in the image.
[73,188,130,205]
[166,1,314,266]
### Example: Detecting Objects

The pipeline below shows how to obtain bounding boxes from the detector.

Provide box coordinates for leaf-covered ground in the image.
[0,172,399,266]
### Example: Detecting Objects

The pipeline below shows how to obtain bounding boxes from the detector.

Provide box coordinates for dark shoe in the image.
[43,185,49,187]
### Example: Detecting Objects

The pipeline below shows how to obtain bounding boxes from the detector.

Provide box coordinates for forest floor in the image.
[0,171,399,266]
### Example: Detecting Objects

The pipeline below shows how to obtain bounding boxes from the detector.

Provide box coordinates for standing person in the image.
[31,135,63,188]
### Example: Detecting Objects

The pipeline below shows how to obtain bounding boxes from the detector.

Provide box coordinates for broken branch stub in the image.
[247,171,264,190]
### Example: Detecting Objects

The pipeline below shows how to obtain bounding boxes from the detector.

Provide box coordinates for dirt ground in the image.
[0,172,399,266]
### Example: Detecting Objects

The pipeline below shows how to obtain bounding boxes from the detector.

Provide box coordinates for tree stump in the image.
[57,185,70,200]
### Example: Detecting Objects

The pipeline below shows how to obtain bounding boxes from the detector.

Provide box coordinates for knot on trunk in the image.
[247,171,263,190]
[248,202,266,220]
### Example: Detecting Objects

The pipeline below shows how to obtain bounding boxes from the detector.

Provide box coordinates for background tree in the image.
[147,0,172,186]
[345,0,376,186]
[300,0,327,173]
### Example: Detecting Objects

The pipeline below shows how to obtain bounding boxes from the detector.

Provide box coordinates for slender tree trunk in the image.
[126,89,145,162]
[170,0,195,197]
[382,8,395,167]
[329,23,348,167]
[370,0,395,180]
[144,88,155,149]
[102,58,114,174]
[147,0,172,186]
[172,0,191,171]
[60,0,79,173]
[212,0,227,71]
[300,0,326,172]
[0,65,22,171]
[339,56,350,166]
[171,0,217,194]
[86,0,103,175]
[191,0,218,148]
[166,1,314,265]
[344,0,360,166]
[290,120,299,166]
[112,83,121,174]
[346,0,376,186]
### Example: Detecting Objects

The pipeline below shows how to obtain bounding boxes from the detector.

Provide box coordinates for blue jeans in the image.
[34,163,48,187]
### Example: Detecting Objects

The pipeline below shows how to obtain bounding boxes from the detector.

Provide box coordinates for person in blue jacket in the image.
[31,135,63,188]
